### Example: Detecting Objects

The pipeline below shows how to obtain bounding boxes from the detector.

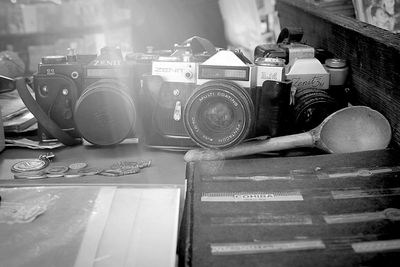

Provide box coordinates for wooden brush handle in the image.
[184,132,315,162]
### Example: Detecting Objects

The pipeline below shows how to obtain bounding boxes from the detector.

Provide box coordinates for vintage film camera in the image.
[32,47,139,146]
[140,37,217,150]
[255,28,341,134]
[183,49,292,149]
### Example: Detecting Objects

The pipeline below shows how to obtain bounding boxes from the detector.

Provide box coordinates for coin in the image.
[69,162,88,170]
[46,173,65,178]
[46,165,69,174]
[14,171,47,179]
[138,160,152,169]
[78,167,103,176]
[110,161,138,170]
[64,174,82,178]
[99,170,121,177]
[11,159,50,172]
[122,167,140,175]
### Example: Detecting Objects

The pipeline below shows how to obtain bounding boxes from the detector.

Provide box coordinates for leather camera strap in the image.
[15,77,81,146]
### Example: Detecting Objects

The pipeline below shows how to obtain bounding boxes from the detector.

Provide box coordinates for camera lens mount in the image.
[184,80,254,149]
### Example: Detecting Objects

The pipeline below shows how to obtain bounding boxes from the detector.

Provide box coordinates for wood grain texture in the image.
[276,0,400,148]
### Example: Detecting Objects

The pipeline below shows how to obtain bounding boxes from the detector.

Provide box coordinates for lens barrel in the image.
[293,87,339,132]
[184,80,254,149]
[74,79,137,145]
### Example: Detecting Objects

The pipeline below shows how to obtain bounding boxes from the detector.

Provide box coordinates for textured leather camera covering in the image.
[16,77,81,146]
[180,149,400,266]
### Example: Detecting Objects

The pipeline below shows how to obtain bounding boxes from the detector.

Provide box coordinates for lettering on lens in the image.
[216,92,238,107]
[201,134,213,142]
[218,123,241,143]
[191,117,199,132]
[198,92,215,102]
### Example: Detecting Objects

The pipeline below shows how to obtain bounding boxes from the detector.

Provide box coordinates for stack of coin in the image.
[14,171,47,179]
[11,159,50,173]
[12,159,152,179]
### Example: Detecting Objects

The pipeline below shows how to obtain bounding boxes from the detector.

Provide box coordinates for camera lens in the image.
[184,80,254,149]
[293,87,340,132]
[74,79,137,145]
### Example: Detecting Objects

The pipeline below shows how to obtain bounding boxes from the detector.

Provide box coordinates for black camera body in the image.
[140,38,217,150]
[34,47,139,146]
[184,50,292,149]
[141,54,198,149]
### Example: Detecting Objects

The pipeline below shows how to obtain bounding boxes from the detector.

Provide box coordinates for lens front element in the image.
[184,80,254,149]
[74,79,136,145]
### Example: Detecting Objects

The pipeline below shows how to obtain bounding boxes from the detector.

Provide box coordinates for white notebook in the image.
[74,187,180,267]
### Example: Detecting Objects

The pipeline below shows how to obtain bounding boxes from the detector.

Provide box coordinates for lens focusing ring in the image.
[293,87,339,132]
[184,80,254,149]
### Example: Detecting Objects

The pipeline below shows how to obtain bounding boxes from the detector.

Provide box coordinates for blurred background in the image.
[0,0,282,74]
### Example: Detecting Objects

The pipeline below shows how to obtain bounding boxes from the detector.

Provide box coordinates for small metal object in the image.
[111,161,138,169]
[62,89,69,96]
[11,154,54,173]
[11,159,49,173]
[120,168,140,175]
[46,173,65,178]
[255,57,285,67]
[41,86,48,95]
[110,161,141,175]
[46,165,69,174]
[78,167,103,176]
[138,160,152,169]
[71,71,79,79]
[11,153,55,173]
[173,101,182,121]
[69,162,88,170]
[325,58,349,86]
[99,171,120,177]
[14,171,47,179]
[64,173,82,178]
[103,169,124,175]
